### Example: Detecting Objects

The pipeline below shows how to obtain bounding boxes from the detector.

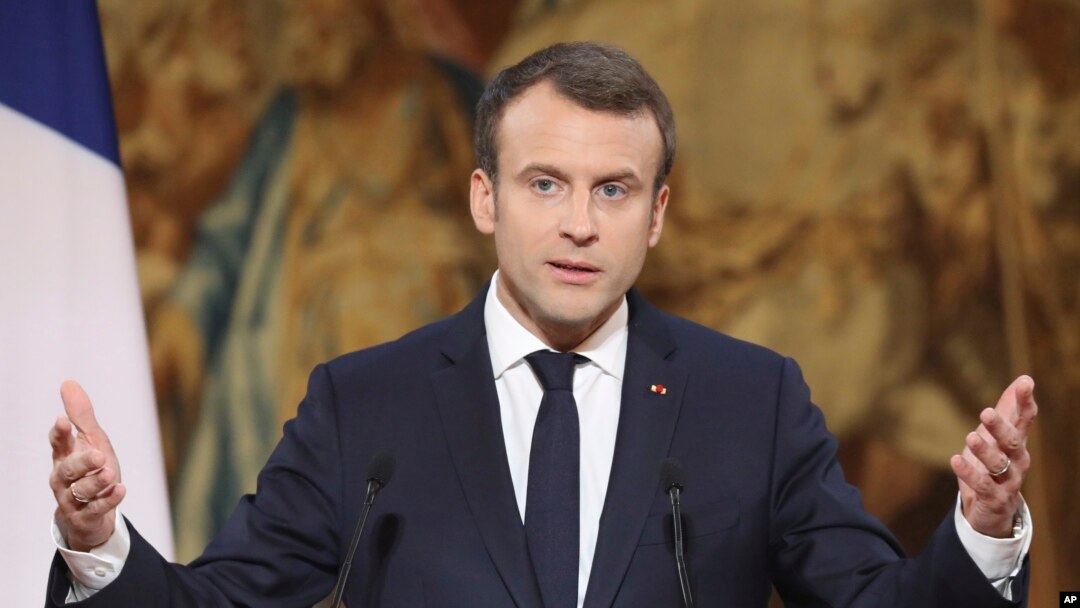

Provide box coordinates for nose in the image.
[558,189,598,245]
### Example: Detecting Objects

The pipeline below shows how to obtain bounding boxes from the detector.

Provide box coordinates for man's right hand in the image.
[49,380,126,552]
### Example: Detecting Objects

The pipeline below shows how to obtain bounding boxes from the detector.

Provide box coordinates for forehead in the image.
[495,81,663,178]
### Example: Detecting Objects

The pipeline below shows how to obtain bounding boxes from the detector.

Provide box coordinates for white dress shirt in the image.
[56,270,1031,604]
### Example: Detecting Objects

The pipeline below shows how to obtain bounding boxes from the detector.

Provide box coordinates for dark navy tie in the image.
[524,350,588,608]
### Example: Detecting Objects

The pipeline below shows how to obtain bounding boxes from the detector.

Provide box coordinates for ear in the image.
[470,168,496,235]
[647,184,669,247]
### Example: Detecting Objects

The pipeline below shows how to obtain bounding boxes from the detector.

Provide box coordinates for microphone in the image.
[660,457,694,608]
[330,452,396,608]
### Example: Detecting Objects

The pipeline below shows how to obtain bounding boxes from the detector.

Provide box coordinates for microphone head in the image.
[367,452,396,486]
[659,457,686,492]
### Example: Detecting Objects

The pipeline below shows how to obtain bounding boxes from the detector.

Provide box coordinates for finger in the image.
[72,483,126,518]
[1011,375,1038,435]
[60,380,107,447]
[950,454,999,499]
[954,454,975,500]
[70,466,118,501]
[974,421,995,452]
[965,430,1010,478]
[85,483,125,516]
[49,416,75,461]
[981,408,1026,460]
[953,454,974,495]
[54,449,106,487]
[959,442,988,478]
[991,375,1029,424]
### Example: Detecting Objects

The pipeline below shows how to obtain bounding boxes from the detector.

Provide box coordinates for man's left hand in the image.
[950,375,1038,538]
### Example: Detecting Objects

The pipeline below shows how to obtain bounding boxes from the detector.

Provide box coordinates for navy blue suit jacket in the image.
[48,286,1029,607]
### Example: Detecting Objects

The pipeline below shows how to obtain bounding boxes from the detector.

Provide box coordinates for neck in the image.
[494,277,618,352]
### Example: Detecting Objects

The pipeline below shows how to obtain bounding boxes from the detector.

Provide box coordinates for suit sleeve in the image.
[45,363,344,607]
[766,357,1030,608]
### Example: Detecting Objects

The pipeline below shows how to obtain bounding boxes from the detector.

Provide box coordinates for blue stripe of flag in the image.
[0,0,120,165]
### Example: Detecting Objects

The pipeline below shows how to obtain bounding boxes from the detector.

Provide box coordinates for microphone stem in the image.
[330,479,382,608]
[670,486,694,608]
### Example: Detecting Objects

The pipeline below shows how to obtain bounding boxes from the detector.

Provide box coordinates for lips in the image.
[549,260,599,272]
[547,260,601,285]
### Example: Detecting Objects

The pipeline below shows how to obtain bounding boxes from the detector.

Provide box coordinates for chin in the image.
[542,306,606,332]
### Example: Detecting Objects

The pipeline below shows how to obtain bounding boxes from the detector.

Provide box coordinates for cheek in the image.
[493,223,537,267]
[495,214,549,254]
[611,233,653,277]
[617,217,656,253]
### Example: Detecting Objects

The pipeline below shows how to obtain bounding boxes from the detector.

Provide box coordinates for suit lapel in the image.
[431,287,544,608]
[584,291,687,608]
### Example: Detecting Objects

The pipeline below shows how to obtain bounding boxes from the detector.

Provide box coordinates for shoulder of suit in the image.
[655,310,790,373]
[321,313,464,377]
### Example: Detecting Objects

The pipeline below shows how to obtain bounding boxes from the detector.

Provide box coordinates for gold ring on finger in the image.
[70,485,92,504]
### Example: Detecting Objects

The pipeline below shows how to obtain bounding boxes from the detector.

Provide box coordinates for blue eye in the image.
[600,184,624,198]
[535,179,554,192]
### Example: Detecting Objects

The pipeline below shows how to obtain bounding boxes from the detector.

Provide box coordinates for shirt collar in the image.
[484,270,628,380]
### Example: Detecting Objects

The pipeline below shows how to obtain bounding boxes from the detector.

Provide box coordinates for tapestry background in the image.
[96,0,1078,603]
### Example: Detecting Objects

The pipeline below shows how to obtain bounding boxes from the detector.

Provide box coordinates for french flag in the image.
[0,1,173,604]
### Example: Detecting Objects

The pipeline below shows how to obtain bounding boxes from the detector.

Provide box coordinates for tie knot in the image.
[524,350,588,392]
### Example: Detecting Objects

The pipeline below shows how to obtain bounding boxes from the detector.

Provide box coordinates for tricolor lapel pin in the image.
[650,384,667,395]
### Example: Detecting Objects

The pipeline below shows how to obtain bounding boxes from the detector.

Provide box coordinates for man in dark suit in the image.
[48,42,1036,607]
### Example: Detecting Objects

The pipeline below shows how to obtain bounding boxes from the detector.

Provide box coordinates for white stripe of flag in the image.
[0,2,173,606]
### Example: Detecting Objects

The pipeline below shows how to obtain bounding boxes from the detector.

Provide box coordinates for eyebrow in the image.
[516,163,569,183]
[515,163,643,186]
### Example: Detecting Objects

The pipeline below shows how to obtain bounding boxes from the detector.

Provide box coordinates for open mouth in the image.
[547,260,600,284]
[550,261,597,273]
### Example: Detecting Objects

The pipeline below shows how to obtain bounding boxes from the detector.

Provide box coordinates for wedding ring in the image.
[70,485,92,504]
[989,457,1011,477]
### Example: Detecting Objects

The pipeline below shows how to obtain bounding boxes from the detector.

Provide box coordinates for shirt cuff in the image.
[52,509,130,601]
[953,494,1032,599]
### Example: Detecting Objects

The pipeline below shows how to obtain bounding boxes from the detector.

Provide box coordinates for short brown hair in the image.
[475,41,676,195]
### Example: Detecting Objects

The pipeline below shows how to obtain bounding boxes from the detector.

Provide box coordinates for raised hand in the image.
[950,375,1038,538]
[48,380,126,552]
